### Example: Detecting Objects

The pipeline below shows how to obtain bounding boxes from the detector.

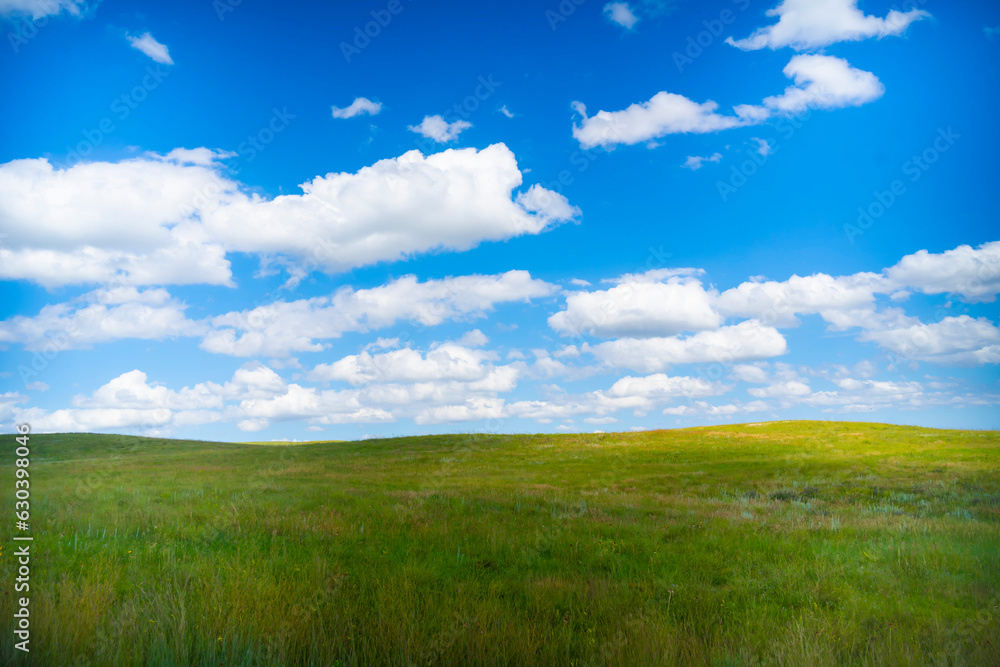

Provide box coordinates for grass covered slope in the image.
[1,421,998,666]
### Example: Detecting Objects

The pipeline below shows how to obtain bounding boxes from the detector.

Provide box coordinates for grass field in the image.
[1,421,998,666]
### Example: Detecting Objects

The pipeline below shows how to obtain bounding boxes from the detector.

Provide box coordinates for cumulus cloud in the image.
[549,269,721,337]
[203,144,577,274]
[759,55,884,114]
[307,343,505,386]
[457,329,489,347]
[505,372,730,423]
[126,32,174,65]
[731,363,770,384]
[408,115,472,142]
[203,271,559,357]
[606,373,723,400]
[0,287,204,350]
[233,384,394,428]
[747,379,811,398]
[571,94,747,149]
[0,153,236,288]
[726,0,929,51]
[0,144,577,288]
[238,357,520,427]
[886,241,1000,303]
[0,392,29,424]
[797,377,931,413]
[571,55,882,149]
[603,2,639,29]
[331,97,382,119]
[716,271,888,328]
[414,397,506,425]
[13,369,227,433]
[586,320,788,372]
[0,270,558,360]
[663,400,770,417]
[71,369,222,410]
[11,363,401,434]
[859,316,1000,365]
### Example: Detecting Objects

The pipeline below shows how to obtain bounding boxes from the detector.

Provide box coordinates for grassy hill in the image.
[1,421,998,665]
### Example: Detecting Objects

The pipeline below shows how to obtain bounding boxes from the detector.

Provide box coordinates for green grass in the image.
[1,421,998,666]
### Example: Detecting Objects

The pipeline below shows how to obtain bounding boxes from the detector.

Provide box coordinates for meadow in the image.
[1,420,998,666]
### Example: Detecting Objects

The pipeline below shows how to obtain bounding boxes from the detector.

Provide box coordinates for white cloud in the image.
[549,269,721,337]
[683,153,723,170]
[126,32,174,65]
[570,55,882,149]
[0,392,29,424]
[0,0,87,19]
[603,2,639,29]
[236,418,269,432]
[859,316,1000,365]
[229,355,522,427]
[760,55,884,114]
[203,271,559,357]
[234,383,393,425]
[0,144,577,288]
[71,369,222,410]
[798,378,928,412]
[585,416,618,425]
[0,153,236,288]
[408,115,472,142]
[587,320,788,372]
[15,364,390,433]
[506,372,730,423]
[731,363,770,384]
[331,97,382,119]
[606,374,724,400]
[15,406,180,433]
[747,379,811,398]
[307,343,505,386]
[726,0,929,51]
[204,144,578,274]
[663,400,769,417]
[716,271,887,328]
[12,369,228,433]
[834,378,923,394]
[499,105,514,118]
[752,138,772,156]
[414,397,506,425]
[0,287,204,350]
[571,94,746,149]
[886,241,1000,303]
[457,329,489,347]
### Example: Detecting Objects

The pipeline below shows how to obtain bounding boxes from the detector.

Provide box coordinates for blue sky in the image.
[1,0,998,440]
